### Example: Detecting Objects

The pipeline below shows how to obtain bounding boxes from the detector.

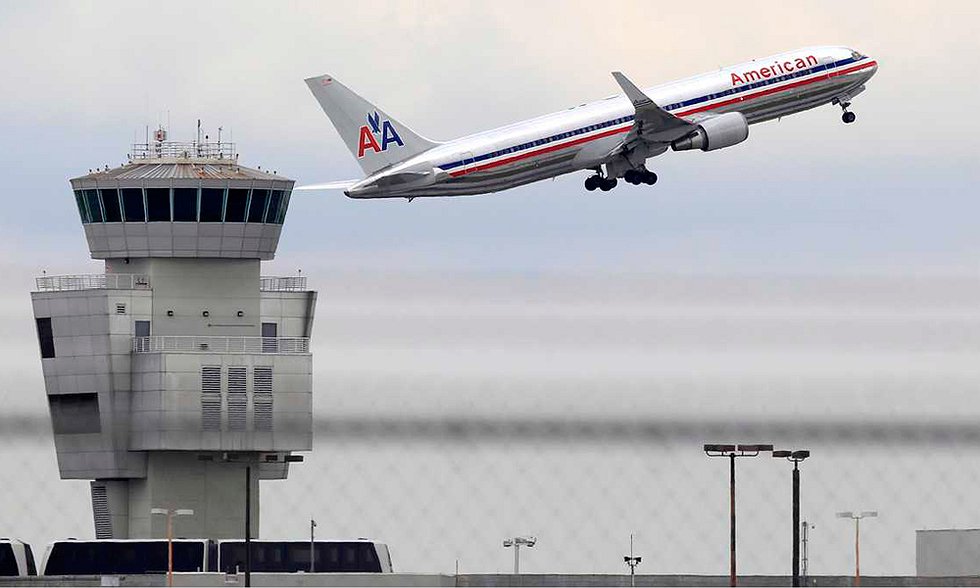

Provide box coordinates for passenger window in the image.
[199,188,224,222]
[122,188,145,222]
[85,190,103,222]
[225,188,249,222]
[100,189,121,222]
[145,188,171,222]
[172,188,198,222]
[248,189,269,222]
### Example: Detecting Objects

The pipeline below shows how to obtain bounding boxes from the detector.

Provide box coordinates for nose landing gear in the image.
[839,101,856,124]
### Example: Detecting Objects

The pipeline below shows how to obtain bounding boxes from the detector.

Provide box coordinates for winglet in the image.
[612,72,654,109]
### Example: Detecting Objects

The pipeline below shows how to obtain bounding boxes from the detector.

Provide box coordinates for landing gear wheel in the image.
[599,178,617,192]
[643,171,658,185]
[624,170,641,185]
[584,175,600,191]
[842,111,856,124]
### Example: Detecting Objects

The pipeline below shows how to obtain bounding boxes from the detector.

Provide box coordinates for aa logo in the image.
[357,111,404,158]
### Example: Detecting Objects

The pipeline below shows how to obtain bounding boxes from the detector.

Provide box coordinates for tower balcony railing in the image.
[259,276,308,292]
[36,273,151,292]
[133,335,310,354]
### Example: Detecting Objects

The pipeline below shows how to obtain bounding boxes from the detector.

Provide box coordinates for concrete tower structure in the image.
[30,136,316,540]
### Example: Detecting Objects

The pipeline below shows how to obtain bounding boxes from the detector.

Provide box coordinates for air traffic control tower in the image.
[30,134,316,540]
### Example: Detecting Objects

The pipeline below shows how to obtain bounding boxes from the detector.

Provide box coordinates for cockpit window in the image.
[851,50,866,60]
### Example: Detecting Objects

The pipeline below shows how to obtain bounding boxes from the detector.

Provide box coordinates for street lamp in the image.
[623,533,641,587]
[773,449,810,587]
[150,507,195,587]
[836,511,878,587]
[704,443,773,587]
[502,536,536,574]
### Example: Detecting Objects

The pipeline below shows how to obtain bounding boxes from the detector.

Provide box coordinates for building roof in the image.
[73,158,290,182]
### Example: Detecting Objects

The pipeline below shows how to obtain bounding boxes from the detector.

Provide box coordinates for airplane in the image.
[301,46,877,199]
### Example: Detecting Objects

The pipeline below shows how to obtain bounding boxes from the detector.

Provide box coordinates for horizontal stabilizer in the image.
[294,179,359,191]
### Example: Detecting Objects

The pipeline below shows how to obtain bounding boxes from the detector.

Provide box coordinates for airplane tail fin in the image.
[305,74,439,176]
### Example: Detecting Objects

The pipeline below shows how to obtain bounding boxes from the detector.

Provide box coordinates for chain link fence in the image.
[1,271,978,580]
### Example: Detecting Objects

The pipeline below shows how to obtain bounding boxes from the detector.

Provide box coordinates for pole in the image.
[801,522,810,586]
[630,534,635,588]
[245,465,251,587]
[310,518,316,573]
[729,452,736,587]
[167,511,174,587]
[854,518,860,588]
[514,542,520,574]
[792,463,800,587]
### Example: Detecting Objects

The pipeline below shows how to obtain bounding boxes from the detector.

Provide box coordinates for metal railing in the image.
[130,141,236,160]
[35,274,151,292]
[132,336,310,354]
[259,276,308,292]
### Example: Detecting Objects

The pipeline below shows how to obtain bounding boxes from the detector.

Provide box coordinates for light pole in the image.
[502,536,536,574]
[704,443,773,587]
[773,449,810,587]
[624,533,641,587]
[836,511,878,587]
[310,518,317,572]
[150,507,195,587]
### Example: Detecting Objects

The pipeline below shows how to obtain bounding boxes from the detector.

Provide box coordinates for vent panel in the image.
[254,366,273,431]
[90,482,112,539]
[227,366,247,431]
[201,366,221,431]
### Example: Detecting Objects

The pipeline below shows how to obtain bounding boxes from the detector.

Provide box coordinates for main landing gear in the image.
[584,168,657,191]
[623,169,657,186]
[584,174,617,192]
[840,101,856,124]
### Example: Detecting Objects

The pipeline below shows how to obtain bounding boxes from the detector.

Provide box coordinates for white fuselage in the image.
[348,46,877,198]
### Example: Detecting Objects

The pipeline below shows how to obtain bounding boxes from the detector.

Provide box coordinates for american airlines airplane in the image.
[301,46,877,198]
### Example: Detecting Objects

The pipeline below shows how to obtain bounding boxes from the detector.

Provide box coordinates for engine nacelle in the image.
[671,112,749,152]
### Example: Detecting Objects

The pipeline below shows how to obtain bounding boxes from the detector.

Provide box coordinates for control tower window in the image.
[74,190,91,223]
[173,188,199,222]
[275,192,290,224]
[226,188,249,222]
[266,191,283,224]
[100,189,121,223]
[84,190,103,223]
[248,189,269,223]
[36,317,55,358]
[145,188,171,222]
[200,188,225,222]
[122,188,145,222]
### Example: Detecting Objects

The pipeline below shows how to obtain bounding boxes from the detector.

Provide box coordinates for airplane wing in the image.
[612,71,696,150]
[294,179,359,191]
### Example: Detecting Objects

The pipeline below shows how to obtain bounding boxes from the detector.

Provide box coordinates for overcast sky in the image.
[1,0,979,578]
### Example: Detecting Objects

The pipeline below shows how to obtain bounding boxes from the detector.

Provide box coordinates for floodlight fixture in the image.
[703,442,772,586]
[772,449,811,586]
[837,509,879,587]
[502,536,536,574]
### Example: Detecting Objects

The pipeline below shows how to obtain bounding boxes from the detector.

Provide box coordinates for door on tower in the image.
[261,322,277,353]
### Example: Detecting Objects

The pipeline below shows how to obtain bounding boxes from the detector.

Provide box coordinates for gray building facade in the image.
[916,528,980,577]
[31,138,316,540]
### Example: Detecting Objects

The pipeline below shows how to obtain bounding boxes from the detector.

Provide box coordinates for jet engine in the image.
[671,112,749,152]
